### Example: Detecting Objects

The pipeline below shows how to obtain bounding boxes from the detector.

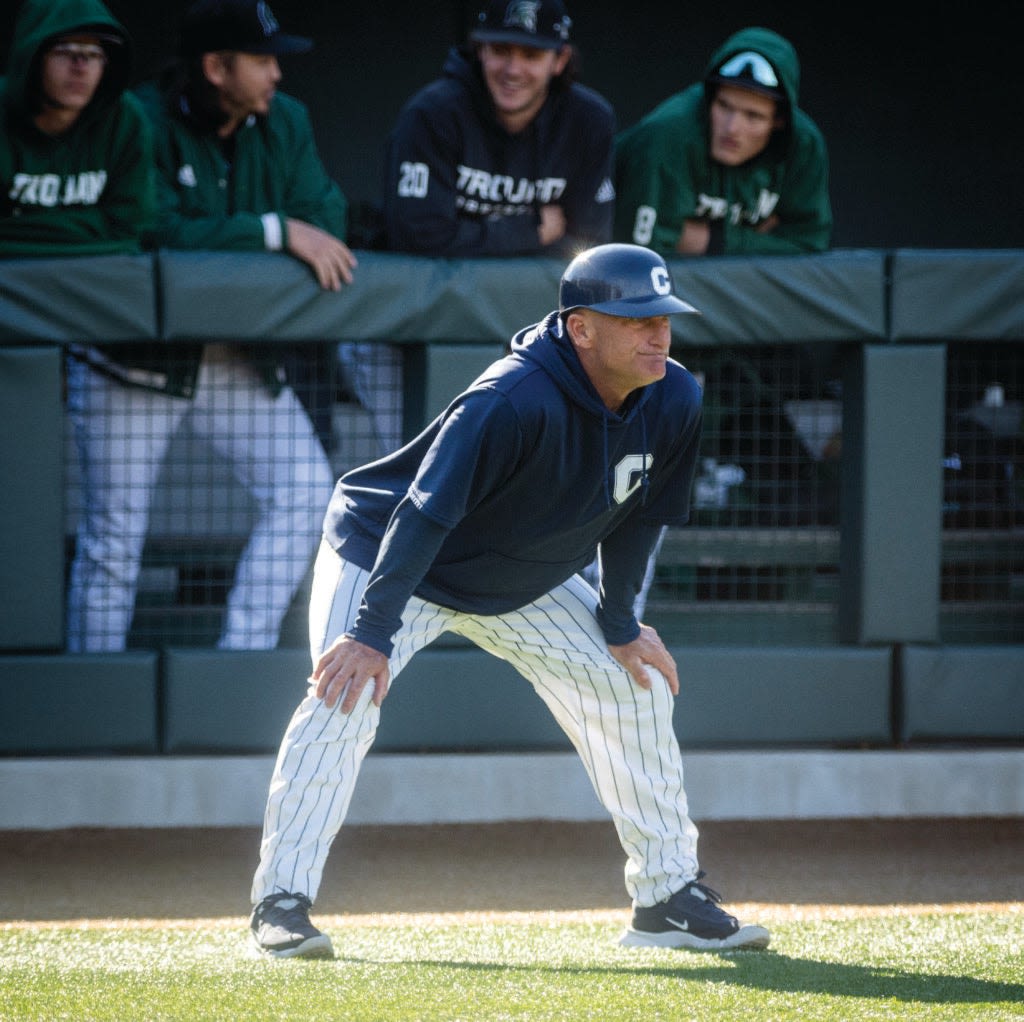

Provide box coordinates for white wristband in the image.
[261,212,283,251]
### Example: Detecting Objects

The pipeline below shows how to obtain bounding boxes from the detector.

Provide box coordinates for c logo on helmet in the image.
[650,266,671,295]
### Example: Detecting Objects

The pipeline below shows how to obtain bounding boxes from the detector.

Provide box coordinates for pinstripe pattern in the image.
[252,543,699,908]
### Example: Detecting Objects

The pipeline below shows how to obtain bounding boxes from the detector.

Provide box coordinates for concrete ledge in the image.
[1,749,1022,829]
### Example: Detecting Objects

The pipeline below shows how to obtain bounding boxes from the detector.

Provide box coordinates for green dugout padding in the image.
[375,650,568,752]
[839,345,946,644]
[900,646,1024,741]
[889,250,1024,341]
[671,647,891,746]
[0,249,1020,754]
[416,343,508,424]
[0,253,157,343]
[157,645,891,754]
[0,348,63,649]
[670,249,887,346]
[0,653,158,754]
[154,249,887,347]
[162,648,313,753]
[15,248,1024,349]
[160,646,567,753]
[156,250,560,344]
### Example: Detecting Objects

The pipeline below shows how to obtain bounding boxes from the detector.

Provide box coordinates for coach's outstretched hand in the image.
[312,635,390,713]
[608,624,679,695]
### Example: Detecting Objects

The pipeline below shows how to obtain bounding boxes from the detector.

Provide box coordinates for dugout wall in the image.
[0,250,1021,755]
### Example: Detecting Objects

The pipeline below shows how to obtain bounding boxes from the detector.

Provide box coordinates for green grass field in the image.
[1,908,1021,1021]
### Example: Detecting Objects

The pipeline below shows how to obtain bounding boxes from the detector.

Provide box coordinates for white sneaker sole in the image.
[252,932,336,959]
[619,923,771,951]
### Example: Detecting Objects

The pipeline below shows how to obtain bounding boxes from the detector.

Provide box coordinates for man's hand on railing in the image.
[285,219,358,291]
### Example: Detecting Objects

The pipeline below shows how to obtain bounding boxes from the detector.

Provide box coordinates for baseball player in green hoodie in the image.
[1,0,162,653]
[0,0,154,256]
[614,26,832,256]
[611,27,833,603]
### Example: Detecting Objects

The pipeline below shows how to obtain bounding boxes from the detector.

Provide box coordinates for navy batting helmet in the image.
[559,244,700,318]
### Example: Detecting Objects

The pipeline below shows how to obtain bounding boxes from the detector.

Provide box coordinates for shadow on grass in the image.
[335,952,1024,1007]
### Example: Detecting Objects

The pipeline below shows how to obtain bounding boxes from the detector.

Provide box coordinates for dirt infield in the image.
[1,817,1022,923]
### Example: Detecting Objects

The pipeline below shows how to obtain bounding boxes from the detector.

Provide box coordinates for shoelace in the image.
[682,871,723,904]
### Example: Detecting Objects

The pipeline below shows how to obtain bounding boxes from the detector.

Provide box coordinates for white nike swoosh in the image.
[665,917,689,931]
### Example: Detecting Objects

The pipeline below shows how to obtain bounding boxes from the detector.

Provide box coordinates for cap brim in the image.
[240,33,313,55]
[654,295,701,316]
[470,29,563,50]
[583,295,702,317]
[58,27,125,47]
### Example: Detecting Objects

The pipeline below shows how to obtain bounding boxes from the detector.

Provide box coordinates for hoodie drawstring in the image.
[603,406,651,509]
[602,414,612,508]
[640,408,650,506]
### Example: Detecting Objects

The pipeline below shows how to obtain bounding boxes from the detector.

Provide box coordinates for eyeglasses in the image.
[47,44,108,68]
[716,51,778,89]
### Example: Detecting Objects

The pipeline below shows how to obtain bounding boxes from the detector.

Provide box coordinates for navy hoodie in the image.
[383,47,615,256]
[323,312,703,654]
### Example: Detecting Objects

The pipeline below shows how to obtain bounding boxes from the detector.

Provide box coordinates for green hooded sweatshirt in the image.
[613,26,832,256]
[0,0,155,256]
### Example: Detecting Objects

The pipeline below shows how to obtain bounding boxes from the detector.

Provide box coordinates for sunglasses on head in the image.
[716,52,779,89]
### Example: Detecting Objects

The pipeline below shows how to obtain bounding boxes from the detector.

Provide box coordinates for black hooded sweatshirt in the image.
[383,47,615,257]
[324,311,703,655]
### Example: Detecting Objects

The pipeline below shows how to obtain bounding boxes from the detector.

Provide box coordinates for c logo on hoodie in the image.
[613,454,653,504]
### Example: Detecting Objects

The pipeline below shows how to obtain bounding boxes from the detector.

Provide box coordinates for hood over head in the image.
[4,0,131,125]
[703,26,800,123]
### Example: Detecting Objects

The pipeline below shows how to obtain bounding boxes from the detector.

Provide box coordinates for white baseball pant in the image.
[251,539,701,909]
[336,341,404,456]
[65,345,334,651]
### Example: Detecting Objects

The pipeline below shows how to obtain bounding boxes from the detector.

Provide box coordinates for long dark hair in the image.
[164,52,234,132]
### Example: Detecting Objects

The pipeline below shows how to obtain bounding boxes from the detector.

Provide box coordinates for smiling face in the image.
[477,42,570,133]
[708,83,783,166]
[566,309,673,412]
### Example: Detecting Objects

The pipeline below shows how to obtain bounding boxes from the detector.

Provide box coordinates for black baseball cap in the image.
[471,0,572,50]
[53,27,124,49]
[180,0,312,57]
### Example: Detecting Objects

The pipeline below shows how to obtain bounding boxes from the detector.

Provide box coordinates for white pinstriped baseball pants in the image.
[65,347,333,651]
[252,540,701,909]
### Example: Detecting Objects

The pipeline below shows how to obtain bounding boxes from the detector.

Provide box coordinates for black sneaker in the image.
[250,892,335,959]
[620,873,770,951]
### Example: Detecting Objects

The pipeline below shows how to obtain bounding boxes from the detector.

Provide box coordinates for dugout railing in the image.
[0,249,1021,755]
